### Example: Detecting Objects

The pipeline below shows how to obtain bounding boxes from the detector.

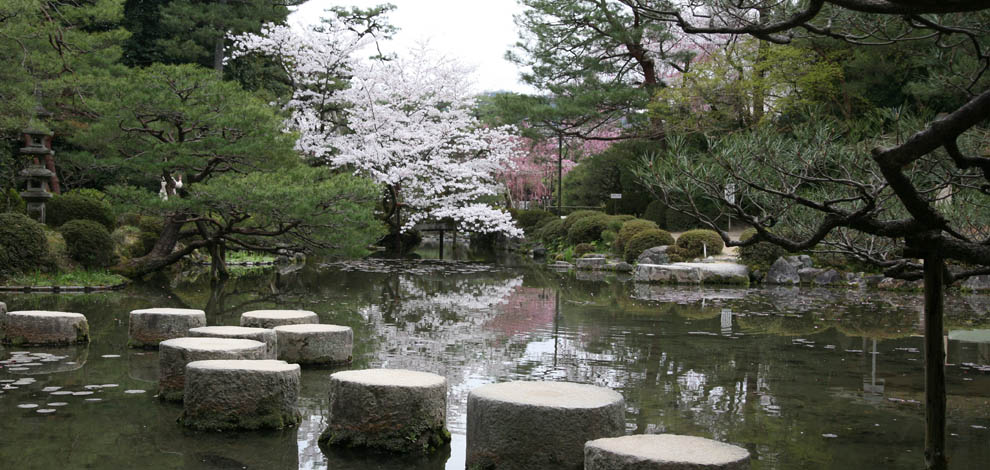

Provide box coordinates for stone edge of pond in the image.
[0,282,129,294]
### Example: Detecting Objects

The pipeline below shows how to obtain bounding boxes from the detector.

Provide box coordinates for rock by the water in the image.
[549,261,573,269]
[963,274,990,292]
[766,257,799,284]
[157,337,266,401]
[188,326,278,359]
[532,245,547,258]
[576,257,607,270]
[634,263,749,286]
[611,262,634,273]
[180,360,301,431]
[585,434,750,470]
[786,255,813,269]
[128,308,206,349]
[240,310,318,328]
[813,269,842,286]
[636,246,670,265]
[466,381,625,470]
[797,267,823,284]
[3,311,89,346]
[319,369,450,454]
[274,324,352,365]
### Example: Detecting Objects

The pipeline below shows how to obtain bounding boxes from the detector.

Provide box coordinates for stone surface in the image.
[766,257,799,285]
[188,326,278,359]
[274,324,352,365]
[180,360,301,431]
[813,269,842,286]
[585,434,750,470]
[797,267,823,284]
[532,245,547,259]
[549,261,573,269]
[320,369,450,454]
[576,257,607,270]
[466,381,625,470]
[634,263,749,286]
[128,308,206,348]
[3,311,89,345]
[636,246,670,265]
[240,310,319,328]
[611,262,634,273]
[157,337,266,401]
[786,255,813,269]
[962,274,990,292]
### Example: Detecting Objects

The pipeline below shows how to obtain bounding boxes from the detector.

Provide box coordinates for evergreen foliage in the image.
[738,227,789,271]
[675,229,724,259]
[615,219,659,254]
[0,212,52,275]
[47,193,115,230]
[624,229,675,263]
[59,219,116,268]
[566,213,610,245]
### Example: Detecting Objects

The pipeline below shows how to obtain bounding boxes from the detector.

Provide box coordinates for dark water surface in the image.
[1,259,988,469]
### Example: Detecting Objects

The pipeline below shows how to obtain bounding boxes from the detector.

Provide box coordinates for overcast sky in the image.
[290,0,534,94]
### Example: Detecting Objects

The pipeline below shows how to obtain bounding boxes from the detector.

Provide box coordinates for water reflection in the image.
[0,262,988,470]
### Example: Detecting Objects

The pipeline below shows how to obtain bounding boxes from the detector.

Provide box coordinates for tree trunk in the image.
[923,253,947,470]
[213,0,227,74]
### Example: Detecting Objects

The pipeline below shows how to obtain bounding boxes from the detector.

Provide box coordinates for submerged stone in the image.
[273,324,352,365]
[3,311,90,346]
[180,360,301,431]
[157,337,266,402]
[128,308,206,349]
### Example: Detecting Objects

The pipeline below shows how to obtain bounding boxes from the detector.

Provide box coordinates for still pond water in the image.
[1,259,988,469]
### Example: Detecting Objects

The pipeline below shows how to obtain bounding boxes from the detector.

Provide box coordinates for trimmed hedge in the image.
[606,214,635,232]
[537,218,566,244]
[738,228,788,270]
[561,210,605,232]
[624,229,675,263]
[567,214,610,245]
[513,209,556,235]
[47,193,114,230]
[642,200,666,227]
[4,188,25,213]
[0,212,52,275]
[574,243,595,258]
[59,219,116,268]
[675,229,724,259]
[615,219,659,254]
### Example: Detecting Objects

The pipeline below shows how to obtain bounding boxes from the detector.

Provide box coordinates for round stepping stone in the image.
[180,359,301,431]
[2,311,89,346]
[466,381,625,470]
[189,326,278,359]
[585,434,750,470]
[273,324,352,365]
[319,369,450,454]
[157,337,266,402]
[128,308,206,348]
[240,310,318,328]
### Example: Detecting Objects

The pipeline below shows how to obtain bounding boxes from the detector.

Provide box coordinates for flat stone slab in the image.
[273,324,352,365]
[319,369,450,454]
[157,337,266,401]
[180,360,301,431]
[128,308,206,348]
[3,311,89,346]
[240,310,318,328]
[189,326,277,359]
[634,263,749,286]
[585,434,750,470]
[467,381,625,470]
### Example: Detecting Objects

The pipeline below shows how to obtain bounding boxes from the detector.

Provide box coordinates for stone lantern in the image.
[19,127,55,223]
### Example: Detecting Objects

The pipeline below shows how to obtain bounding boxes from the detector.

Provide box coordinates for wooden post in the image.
[439,230,444,260]
[923,253,947,470]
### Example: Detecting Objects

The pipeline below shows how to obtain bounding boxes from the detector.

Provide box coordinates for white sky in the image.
[289,0,534,94]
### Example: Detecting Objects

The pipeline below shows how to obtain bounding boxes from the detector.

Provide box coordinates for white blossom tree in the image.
[231,23,522,252]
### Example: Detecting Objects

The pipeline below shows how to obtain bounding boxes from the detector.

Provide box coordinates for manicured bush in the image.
[601,229,617,247]
[45,229,72,271]
[574,243,595,258]
[642,200,666,227]
[47,193,114,230]
[624,229,675,263]
[59,219,116,268]
[567,213,610,245]
[561,210,605,232]
[738,228,788,270]
[112,225,155,259]
[606,214,635,232]
[614,218,659,254]
[4,188,25,213]
[675,229,724,259]
[0,212,52,275]
[513,209,556,234]
[537,218,566,244]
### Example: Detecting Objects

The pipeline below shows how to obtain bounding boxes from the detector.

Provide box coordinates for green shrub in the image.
[643,200,666,226]
[658,193,723,231]
[606,214,635,232]
[675,229,724,259]
[0,212,52,275]
[137,215,164,235]
[138,231,159,256]
[537,218,566,244]
[574,243,595,258]
[625,228,675,263]
[59,219,116,268]
[513,209,556,234]
[738,228,788,270]
[4,188,25,213]
[615,219,659,254]
[562,210,605,232]
[567,213,610,245]
[112,225,154,259]
[66,188,107,202]
[45,228,72,271]
[601,229,617,246]
[47,193,114,230]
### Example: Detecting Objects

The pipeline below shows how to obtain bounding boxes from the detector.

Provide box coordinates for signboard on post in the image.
[610,193,622,199]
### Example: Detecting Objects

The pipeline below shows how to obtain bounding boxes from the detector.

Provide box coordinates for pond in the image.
[1,259,988,469]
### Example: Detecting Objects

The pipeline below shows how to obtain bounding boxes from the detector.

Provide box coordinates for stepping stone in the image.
[128,308,206,348]
[180,360,301,431]
[189,326,278,359]
[2,311,89,346]
[466,381,625,470]
[319,369,450,454]
[585,434,750,470]
[157,337,266,401]
[273,324,352,365]
[240,310,318,328]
